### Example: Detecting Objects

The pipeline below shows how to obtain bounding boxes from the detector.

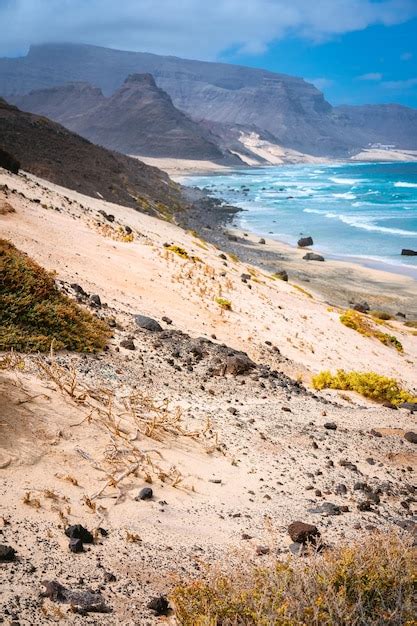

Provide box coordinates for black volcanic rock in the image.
[401,249,417,256]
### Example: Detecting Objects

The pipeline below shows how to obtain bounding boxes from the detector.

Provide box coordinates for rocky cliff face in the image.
[2,43,417,157]
[0,98,186,215]
[15,74,229,160]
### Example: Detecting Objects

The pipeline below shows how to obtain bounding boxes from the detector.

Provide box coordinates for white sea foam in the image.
[304,208,416,236]
[394,181,417,188]
[332,192,356,199]
[329,177,361,185]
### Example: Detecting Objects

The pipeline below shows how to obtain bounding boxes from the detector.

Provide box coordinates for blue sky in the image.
[1,0,417,107]
[224,17,417,107]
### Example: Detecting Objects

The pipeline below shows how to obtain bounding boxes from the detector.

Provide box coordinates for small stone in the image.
[303,252,324,262]
[258,238,266,244]
[69,538,84,553]
[90,294,101,307]
[120,339,135,350]
[147,596,170,616]
[134,315,162,332]
[297,236,313,247]
[104,571,116,583]
[256,545,270,555]
[0,544,16,562]
[65,525,94,544]
[357,501,373,512]
[324,422,337,430]
[404,431,417,444]
[162,316,172,325]
[288,521,320,544]
[136,487,153,501]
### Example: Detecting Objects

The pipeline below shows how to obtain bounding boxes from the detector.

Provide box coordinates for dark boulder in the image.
[298,236,313,247]
[0,544,16,562]
[69,538,84,553]
[134,314,162,332]
[404,431,417,444]
[353,301,370,313]
[303,252,324,262]
[65,524,94,544]
[288,521,320,544]
[136,487,153,501]
[0,147,20,174]
[258,238,266,244]
[274,270,288,281]
[400,402,417,412]
[401,249,417,256]
[147,595,170,616]
[225,354,255,376]
[120,338,135,350]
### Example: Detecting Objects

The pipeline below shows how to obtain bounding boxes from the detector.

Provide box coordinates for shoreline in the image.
[179,186,417,318]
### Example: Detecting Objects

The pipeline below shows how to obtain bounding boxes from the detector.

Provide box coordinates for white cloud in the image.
[0,0,416,58]
[306,77,334,90]
[382,77,417,89]
[358,72,383,81]
[401,51,413,60]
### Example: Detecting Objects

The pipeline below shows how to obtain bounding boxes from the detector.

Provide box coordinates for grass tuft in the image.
[0,239,109,352]
[171,533,416,625]
[312,369,415,405]
[215,297,232,311]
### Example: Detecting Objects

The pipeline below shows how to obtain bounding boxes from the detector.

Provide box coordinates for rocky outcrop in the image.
[15,74,230,160]
[3,43,417,158]
[401,249,417,256]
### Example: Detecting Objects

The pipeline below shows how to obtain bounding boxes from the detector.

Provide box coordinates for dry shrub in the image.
[312,370,415,405]
[0,239,110,352]
[340,310,403,352]
[171,533,416,625]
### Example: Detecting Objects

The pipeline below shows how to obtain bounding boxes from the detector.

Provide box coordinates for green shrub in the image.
[0,239,110,352]
[171,533,416,625]
[215,297,232,311]
[340,310,403,352]
[167,244,201,262]
[312,369,415,405]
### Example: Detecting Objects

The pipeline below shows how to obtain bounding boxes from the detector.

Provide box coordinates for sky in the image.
[1,0,417,107]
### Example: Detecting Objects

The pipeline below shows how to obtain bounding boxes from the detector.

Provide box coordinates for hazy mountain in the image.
[2,43,417,157]
[14,73,229,160]
[0,98,186,215]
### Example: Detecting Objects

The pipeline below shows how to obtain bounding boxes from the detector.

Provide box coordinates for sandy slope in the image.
[1,168,416,624]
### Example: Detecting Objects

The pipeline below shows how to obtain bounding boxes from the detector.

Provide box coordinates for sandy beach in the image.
[1,167,416,624]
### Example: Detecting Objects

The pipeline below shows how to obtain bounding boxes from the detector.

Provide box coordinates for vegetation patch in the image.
[312,369,415,405]
[340,309,403,352]
[167,244,201,262]
[171,533,416,626]
[0,239,110,352]
[292,284,313,298]
[369,310,392,321]
[404,320,417,328]
[215,297,232,311]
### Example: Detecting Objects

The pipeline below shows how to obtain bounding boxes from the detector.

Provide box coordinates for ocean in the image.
[184,162,417,277]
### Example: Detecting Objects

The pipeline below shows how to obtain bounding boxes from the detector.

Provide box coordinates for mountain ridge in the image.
[0,97,186,216]
[13,73,231,160]
[1,43,417,158]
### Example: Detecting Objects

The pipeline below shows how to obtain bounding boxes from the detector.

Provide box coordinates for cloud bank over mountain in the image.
[2,0,417,58]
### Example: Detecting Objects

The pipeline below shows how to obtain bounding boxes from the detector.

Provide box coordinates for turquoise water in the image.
[185,162,417,277]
